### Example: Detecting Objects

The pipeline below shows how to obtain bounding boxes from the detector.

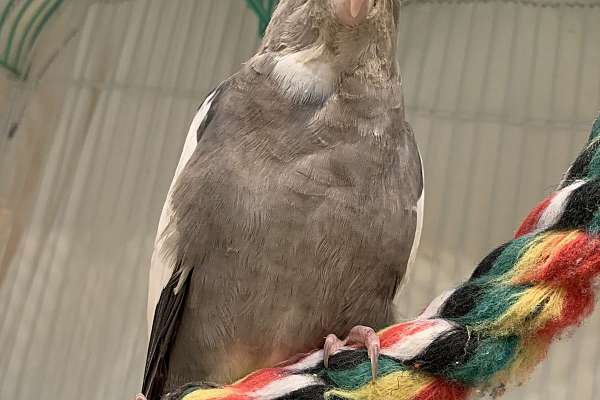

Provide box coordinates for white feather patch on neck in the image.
[271,46,337,103]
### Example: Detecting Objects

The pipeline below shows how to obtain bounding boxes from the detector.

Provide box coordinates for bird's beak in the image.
[332,0,373,27]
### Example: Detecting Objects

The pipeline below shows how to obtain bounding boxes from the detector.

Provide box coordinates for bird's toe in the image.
[323,333,347,368]
[344,325,381,381]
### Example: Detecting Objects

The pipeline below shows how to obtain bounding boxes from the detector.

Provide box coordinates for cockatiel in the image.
[140,0,424,399]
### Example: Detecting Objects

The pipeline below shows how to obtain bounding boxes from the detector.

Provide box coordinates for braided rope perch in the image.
[164,115,600,400]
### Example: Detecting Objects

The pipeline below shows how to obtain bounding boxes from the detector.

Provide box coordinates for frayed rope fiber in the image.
[166,114,600,400]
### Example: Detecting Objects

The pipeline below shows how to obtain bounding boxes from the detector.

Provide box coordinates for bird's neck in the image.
[254,43,399,105]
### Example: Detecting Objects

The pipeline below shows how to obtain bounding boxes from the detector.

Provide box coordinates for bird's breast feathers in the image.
[146,76,424,335]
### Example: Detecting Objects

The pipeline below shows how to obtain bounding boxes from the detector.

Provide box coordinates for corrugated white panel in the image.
[394,3,600,400]
[0,1,599,400]
[0,2,261,399]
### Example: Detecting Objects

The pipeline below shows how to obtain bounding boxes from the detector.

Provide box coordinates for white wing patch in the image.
[396,155,424,299]
[408,190,425,272]
[147,90,217,335]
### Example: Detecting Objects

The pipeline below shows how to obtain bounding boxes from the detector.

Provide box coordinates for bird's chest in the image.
[262,150,414,339]
[253,141,414,279]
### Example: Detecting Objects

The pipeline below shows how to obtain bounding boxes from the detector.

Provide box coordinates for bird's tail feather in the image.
[142,263,190,400]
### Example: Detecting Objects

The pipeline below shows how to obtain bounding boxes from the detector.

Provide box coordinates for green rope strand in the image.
[590,114,600,141]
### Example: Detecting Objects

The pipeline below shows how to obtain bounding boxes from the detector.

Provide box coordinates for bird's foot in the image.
[135,394,147,400]
[323,325,380,381]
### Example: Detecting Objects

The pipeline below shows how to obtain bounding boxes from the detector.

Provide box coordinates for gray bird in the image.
[140,0,424,398]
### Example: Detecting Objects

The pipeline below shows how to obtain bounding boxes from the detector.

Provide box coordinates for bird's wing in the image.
[407,150,424,272]
[142,262,190,400]
[143,87,221,399]
[395,122,425,297]
[147,89,219,334]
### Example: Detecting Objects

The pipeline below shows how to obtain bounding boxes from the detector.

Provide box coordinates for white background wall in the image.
[0,1,599,399]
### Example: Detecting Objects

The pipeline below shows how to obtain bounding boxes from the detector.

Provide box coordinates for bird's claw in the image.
[135,394,147,400]
[323,325,380,382]
[324,333,347,368]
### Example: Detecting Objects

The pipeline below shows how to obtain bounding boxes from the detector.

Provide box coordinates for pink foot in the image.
[135,394,147,400]
[323,325,380,381]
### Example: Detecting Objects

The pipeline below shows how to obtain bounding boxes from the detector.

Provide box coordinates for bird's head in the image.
[252,0,401,103]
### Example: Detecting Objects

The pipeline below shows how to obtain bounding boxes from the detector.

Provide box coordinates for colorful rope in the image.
[165,114,600,400]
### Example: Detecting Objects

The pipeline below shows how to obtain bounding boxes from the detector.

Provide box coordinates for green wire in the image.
[245,0,277,36]
[259,0,274,35]
[14,0,53,69]
[0,58,19,76]
[246,0,268,21]
[0,0,18,73]
[0,0,17,37]
[0,0,64,78]
[25,0,63,63]
[3,0,35,65]
[264,0,278,35]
